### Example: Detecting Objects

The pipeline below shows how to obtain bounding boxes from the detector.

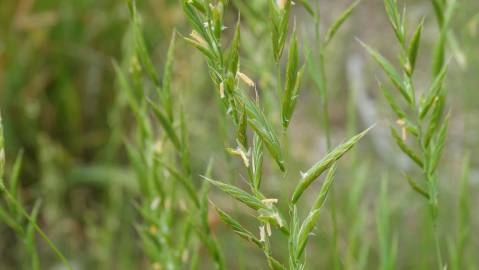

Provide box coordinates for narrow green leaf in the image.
[129,1,160,87]
[184,36,215,61]
[188,0,207,14]
[211,2,223,40]
[359,41,410,104]
[2,190,73,269]
[269,0,281,62]
[432,0,456,76]
[237,104,248,148]
[124,142,149,195]
[252,134,264,190]
[324,0,360,46]
[298,0,315,16]
[0,112,4,183]
[431,0,445,26]
[269,0,291,61]
[390,127,424,168]
[419,65,448,119]
[291,126,372,203]
[281,30,304,129]
[296,165,336,258]
[269,255,287,270]
[162,31,177,120]
[383,0,404,44]
[113,61,139,116]
[430,113,449,173]
[377,175,397,270]
[296,209,320,258]
[311,164,337,210]
[432,35,446,77]
[213,205,262,248]
[277,1,292,61]
[405,174,429,199]
[9,151,24,202]
[178,105,193,177]
[201,176,265,210]
[155,158,199,207]
[424,95,446,148]
[289,206,300,259]
[147,99,181,150]
[378,81,406,119]
[241,95,285,172]
[0,205,19,231]
[228,18,241,75]
[26,200,42,270]
[407,19,424,75]
[182,0,209,42]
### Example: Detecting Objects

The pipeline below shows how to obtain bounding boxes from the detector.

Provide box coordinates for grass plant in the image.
[0,0,477,269]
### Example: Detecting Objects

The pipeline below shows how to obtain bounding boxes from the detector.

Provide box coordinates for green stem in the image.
[314,4,338,268]
[433,218,443,270]
[319,53,332,150]
[1,188,73,270]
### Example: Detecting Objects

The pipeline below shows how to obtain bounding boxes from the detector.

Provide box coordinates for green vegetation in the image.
[0,0,478,269]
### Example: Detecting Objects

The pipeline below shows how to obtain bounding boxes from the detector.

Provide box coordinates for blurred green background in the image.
[1,0,478,269]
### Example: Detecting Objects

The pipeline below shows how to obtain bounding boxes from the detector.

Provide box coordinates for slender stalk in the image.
[314,4,338,268]
[433,220,443,270]
[0,187,73,270]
